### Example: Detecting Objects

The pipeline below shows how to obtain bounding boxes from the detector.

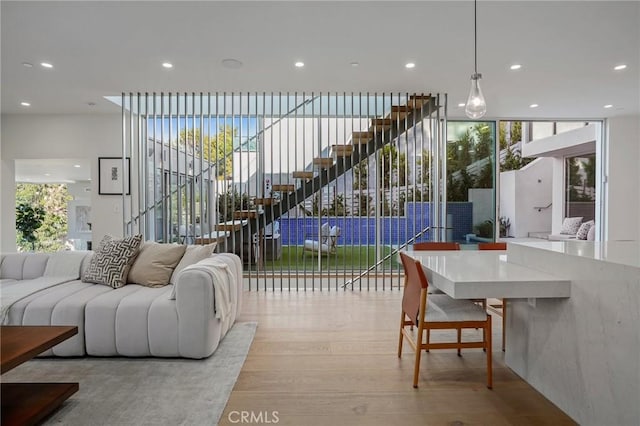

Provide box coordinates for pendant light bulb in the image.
[465,73,486,119]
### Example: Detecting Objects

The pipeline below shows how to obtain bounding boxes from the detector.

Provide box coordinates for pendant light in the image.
[465,0,487,119]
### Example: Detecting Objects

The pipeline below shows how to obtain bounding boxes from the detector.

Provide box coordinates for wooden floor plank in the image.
[220,291,576,425]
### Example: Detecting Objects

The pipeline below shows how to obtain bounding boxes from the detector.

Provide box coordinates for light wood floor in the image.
[219,291,576,426]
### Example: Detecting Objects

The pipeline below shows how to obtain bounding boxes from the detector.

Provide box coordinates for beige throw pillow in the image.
[128,242,186,287]
[169,243,216,285]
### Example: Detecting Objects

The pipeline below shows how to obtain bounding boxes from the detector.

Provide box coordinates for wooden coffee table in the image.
[1,326,79,425]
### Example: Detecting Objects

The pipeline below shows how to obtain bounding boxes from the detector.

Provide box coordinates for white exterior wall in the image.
[499,171,516,236]
[606,115,640,241]
[499,158,553,238]
[1,114,124,252]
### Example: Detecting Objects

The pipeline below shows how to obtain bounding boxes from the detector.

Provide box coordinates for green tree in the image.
[217,185,252,222]
[179,126,236,179]
[473,124,492,160]
[356,193,372,216]
[378,145,407,189]
[16,203,45,251]
[15,184,72,252]
[322,194,349,216]
[353,160,368,190]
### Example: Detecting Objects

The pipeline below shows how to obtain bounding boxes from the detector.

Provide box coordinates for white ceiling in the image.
[1,1,639,119]
[15,158,91,183]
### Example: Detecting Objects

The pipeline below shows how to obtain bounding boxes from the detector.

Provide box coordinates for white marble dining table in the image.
[402,250,571,299]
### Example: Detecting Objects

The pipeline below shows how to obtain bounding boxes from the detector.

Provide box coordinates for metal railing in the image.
[121,92,444,291]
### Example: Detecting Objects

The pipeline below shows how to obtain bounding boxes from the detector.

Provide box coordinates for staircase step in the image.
[233,210,260,219]
[272,184,295,192]
[292,171,314,179]
[254,197,279,206]
[370,118,393,130]
[332,145,354,156]
[389,105,412,120]
[313,157,334,168]
[214,221,245,232]
[351,131,375,144]
[407,94,431,109]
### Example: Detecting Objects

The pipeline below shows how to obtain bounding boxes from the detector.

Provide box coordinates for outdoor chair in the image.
[303,224,340,256]
[398,252,492,389]
[478,242,508,351]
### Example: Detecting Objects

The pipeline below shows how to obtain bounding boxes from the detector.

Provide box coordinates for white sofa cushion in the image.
[44,251,88,278]
[560,217,583,235]
[83,234,142,288]
[127,242,186,287]
[0,253,49,280]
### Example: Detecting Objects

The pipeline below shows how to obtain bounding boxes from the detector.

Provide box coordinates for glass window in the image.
[565,155,596,221]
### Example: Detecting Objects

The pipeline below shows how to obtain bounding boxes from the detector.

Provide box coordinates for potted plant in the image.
[16,203,45,251]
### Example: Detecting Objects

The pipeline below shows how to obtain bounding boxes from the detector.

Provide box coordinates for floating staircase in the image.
[227,94,437,256]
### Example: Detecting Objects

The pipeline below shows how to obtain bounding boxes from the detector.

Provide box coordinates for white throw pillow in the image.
[576,220,595,240]
[587,224,596,241]
[169,243,216,285]
[560,217,583,235]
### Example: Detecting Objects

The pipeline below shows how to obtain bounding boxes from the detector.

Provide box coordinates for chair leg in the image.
[486,314,493,389]
[502,300,507,352]
[413,328,424,388]
[398,312,406,358]
[457,328,462,356]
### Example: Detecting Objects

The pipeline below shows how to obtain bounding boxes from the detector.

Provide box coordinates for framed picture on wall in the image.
[98,157,130,195]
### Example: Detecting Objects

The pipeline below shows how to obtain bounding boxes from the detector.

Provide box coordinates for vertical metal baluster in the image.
[294,92,300,292]
[207,93,212,248]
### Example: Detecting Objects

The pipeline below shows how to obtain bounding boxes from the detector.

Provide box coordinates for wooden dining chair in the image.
[398,252,492,389]
[413,241,460,251]
[478,242,507,351]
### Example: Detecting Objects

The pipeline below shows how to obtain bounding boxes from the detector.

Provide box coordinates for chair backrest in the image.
[399,252,429,325]
[319,223,331,243]
[328,226,340,250]
[477,242,507,250]
[413,241,460,251]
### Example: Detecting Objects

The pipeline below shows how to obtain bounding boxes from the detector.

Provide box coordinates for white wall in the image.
[1,114,125,252]
[499,158,553,237]
[499,171,516,235]
[606,115,640,241]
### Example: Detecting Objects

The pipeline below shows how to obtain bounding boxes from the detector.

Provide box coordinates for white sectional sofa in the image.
[0,249,242,359]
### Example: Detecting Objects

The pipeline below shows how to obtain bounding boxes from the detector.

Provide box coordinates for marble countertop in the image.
[509,240,640,269]
[403,250,571,299]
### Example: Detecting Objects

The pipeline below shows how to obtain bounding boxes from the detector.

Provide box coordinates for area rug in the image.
[3,322,257,426]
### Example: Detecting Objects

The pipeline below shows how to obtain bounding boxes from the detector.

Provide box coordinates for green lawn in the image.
[251,245,396,271]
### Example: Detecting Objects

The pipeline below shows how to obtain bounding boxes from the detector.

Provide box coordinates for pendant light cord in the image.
[474,0,478,75]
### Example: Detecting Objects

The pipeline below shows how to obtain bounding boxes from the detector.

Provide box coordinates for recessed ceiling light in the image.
[162,62,173,69]
[529,104,539,108]
[350,62,359,67]
[458,103,466,107]
[405,62,416,69]
[40,62,53,68]
[22,62,33,68]
[510,64,522,70]
[604,104,613,109]
[73,164,81,168]
[294,61,305,68]
[20,102,31,107]
[221,58,243,69]
[614,64,627,71]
